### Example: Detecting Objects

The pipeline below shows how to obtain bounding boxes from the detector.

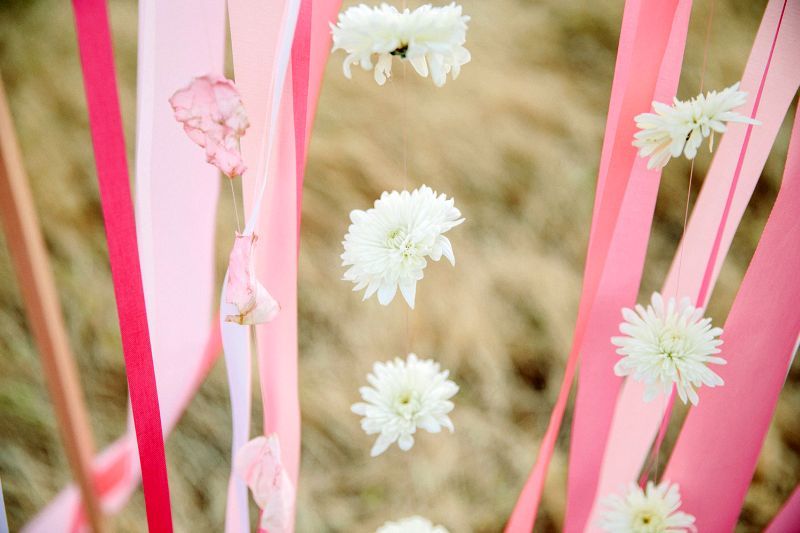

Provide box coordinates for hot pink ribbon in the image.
[70,0,173,529]
[564,2,693,530]
[661,101,800,532]
[26,1,226,530]
[505,1,691,530]
[587,0,800,527]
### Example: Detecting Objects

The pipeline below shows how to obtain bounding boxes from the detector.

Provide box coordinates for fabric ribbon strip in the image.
[563,2,693,530]
[662,102,800,531]
[225,1,300,530]
[70,0,172,530]
[505,1,690,530]
[225,0,341,529]
[587,0,800,527]
[28,1,226,530]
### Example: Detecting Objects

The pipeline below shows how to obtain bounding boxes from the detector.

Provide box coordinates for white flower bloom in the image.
[330,2,471,87]
[341,185,463,309]
[599,481,696,533]
[612,292,725,406]
[633,82,760,169]
[352,353,458,457]
[377,516,449,533]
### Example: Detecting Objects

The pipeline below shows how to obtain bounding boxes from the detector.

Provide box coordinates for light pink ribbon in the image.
[224,1,298,530]
[24,1,226,530]
[661,101,800,532]
[587,0,800,528]
[225,1,340,531]
[505,1,690,530]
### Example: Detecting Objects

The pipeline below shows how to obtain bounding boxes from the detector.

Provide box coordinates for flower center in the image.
[391,44,409,58]
[393,389,420,419]
[387,228,407,248]
[657,327,686,360]
[631,509,665,532]
[386,228,421,261]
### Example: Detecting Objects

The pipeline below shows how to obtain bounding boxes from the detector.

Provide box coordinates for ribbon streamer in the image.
[564,2,692,530]
[28,1,226,529]
[70,0,173,529]
[505,1,691,529]
[662,103,800,531]
[224,0,340,529]
[224,1,300,530]
[588,0,800,526]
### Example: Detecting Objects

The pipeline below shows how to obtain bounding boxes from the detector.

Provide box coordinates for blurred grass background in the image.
[0,0,798,531]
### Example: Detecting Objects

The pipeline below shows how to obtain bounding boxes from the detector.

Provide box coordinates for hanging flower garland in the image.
[599,481,696,533]
[376,515,450,533]
[330,2,471,86]
[341,185,464,309]
[633,82,760,170]
[611,292,725,406]
[352,353,459,457]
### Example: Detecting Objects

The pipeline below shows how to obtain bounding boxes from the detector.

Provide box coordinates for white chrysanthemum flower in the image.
[599,481,696,533]
[612,292,725,406]
[341,185,464,309]
[352,353,458,457]
[330,2,471,86]
[376,516,449,533]
[633,82,760,169]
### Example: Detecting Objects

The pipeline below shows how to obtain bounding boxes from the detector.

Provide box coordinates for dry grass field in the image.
[0,0,798,531]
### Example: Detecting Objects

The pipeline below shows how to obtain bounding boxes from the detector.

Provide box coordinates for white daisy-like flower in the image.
[612,292,725,406]
[341,185,464,309]
[599,481,696,533]
[352,353,458,457]
[376,516,449,533]
[330,2,471,87]
[633,82,760,169]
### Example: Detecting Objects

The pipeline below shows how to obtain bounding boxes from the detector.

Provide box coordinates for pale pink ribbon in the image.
[224,1,299,529]
[505,1,690,530]
[24,1,226,530]
[586,0,800,528]
[660,99,800,531]
[225,1,340,531]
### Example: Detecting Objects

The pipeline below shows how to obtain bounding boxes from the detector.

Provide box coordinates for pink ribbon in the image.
[564,2,693,530]
[26,1,226,529]
[662,103,800,531]
[70,0,173,529]
[505,1,690,530]
[225,1,339,530]
[587,0,800,527]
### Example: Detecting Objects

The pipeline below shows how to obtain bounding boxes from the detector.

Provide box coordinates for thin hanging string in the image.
[642,0,717,488]
[229,179,242,232]
[402,60,412,357]
[200,2,243,234]
[401,0,412,359]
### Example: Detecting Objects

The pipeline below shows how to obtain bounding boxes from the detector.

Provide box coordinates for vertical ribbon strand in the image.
[70,1,173,530]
